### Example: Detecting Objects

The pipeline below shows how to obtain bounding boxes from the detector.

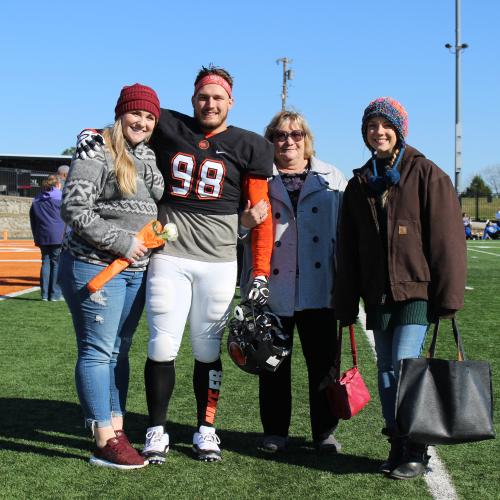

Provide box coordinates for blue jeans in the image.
[58,251,146,428]
[39,244,62,300]
[373,324,428,430]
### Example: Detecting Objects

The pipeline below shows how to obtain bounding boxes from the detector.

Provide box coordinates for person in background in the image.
[59,83,164,469]
[241,110,347,453]
[462,212,472,239]
[57,165,70,187]
[334,97,466,480]
[482,219,499,239]
[29,174,65,301]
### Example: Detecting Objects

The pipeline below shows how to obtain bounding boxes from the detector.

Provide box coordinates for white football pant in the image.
[146,253,237,363]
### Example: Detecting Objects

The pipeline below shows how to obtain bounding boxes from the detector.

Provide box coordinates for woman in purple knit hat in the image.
[334,97,466,479]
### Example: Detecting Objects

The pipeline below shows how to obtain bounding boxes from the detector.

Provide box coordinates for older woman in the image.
[241,111,347,452]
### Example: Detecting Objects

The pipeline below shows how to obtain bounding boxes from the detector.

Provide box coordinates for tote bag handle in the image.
[427,318,466,361]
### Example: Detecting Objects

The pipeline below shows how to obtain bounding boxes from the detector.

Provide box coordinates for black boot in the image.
[379,435,405,474]
[389,441,430,480]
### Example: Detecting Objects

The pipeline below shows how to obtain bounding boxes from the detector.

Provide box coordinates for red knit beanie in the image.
[114,83,160,121]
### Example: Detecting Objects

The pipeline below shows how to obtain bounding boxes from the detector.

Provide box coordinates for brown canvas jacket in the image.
[334,145,466,325]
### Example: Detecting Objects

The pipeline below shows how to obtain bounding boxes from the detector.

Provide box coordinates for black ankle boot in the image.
[379,435,405,474]
[389,441,430,480]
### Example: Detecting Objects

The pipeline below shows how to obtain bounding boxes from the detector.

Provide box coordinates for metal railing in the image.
[0,167,54,198]
[460,193,500,222]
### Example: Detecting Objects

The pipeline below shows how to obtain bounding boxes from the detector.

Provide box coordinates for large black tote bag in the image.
[395,318,495,445]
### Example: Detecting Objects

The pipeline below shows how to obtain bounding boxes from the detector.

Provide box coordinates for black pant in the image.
[259,308,338,441]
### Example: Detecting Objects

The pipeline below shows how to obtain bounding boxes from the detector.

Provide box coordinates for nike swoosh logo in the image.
[215,150,227,155]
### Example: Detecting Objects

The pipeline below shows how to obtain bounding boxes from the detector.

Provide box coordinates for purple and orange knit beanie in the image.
[361,97,408,150]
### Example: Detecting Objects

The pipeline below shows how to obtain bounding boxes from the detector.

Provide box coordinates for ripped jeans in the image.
[58,251,146,428]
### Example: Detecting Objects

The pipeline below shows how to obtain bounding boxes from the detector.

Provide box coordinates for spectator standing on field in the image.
[462,212,472,239]
[240,110,347,453]
[59,83,164,470]
[334,97,466,480]
[29,174,65,301]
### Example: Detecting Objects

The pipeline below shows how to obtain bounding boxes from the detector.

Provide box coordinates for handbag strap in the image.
[335,324,358,376]
[427,317,466,361]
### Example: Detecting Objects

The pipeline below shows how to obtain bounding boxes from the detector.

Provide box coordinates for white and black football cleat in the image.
[192,425,221,462]
[142,426,169,465]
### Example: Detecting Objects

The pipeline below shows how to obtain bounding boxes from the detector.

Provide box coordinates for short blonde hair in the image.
[264,111,315,159]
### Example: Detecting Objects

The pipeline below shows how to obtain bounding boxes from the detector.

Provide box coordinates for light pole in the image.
[276,58,293,111]
[445,0,468,194]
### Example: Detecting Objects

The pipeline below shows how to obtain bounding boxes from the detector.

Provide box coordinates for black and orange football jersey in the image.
[150,109,274,215]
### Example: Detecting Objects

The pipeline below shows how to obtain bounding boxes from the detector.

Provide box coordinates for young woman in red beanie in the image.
[59,84,164,469]
[334,97,466,479]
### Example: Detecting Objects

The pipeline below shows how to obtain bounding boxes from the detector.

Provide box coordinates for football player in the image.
[76,66,273,463]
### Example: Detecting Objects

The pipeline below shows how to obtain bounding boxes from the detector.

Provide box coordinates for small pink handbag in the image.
[323,325,371,420]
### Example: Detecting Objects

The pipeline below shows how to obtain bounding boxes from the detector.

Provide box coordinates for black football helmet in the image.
[226,300,291,374]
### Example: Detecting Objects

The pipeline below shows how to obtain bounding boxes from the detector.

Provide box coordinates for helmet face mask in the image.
[226,300,291,375]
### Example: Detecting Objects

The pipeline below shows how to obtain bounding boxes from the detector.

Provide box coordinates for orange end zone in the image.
[0,240,41,296]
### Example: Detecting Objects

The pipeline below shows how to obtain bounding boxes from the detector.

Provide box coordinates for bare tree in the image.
[481,164,500,194]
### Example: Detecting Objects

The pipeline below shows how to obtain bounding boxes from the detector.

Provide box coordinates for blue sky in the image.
[1,1,498,191]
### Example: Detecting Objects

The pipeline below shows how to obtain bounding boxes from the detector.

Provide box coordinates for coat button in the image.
[313,236,319,243]
[273,269,280,275]
[275,241,281,247]
[275,212,281,219]
[315,262,321,268]
[312,207,318,213]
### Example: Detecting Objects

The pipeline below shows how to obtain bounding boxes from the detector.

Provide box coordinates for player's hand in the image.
[240,199,269,229]
[248,275,270,305]
[76,129,105,160]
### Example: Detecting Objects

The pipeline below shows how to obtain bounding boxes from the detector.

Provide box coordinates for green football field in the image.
[1,241,498,499]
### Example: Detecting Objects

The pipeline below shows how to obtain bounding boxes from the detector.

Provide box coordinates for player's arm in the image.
[243,175,273,305]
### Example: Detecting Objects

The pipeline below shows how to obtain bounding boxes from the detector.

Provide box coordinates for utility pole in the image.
[445,0,468,194]
[276,58,293,111]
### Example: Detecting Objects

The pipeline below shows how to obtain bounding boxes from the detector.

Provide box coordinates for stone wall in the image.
[0,195,33,239]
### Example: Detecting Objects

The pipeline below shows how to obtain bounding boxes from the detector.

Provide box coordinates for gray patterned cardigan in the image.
[61,142,164,270]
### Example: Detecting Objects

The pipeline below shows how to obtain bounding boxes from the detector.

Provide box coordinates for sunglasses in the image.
[272,130,305,142]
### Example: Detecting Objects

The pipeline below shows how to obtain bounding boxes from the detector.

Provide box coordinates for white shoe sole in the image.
[192,445,221,462]
[142,447,169,465]
[89,455,148,470]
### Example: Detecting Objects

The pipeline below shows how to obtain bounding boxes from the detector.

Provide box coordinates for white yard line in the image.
[357,306,458,500]
[0,287,40,301]
[0,259,41,262]
[468,248,500,257]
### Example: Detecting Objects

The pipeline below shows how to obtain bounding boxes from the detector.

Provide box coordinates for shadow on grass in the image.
[0,398,380,473]
[147,421,381,474]
[0,398,149,461]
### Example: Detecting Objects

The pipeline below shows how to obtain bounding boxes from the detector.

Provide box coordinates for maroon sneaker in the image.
[115,429,131,445]
[90,436,148,470]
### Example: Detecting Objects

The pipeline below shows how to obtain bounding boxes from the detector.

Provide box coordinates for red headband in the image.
[194,74,232,98]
